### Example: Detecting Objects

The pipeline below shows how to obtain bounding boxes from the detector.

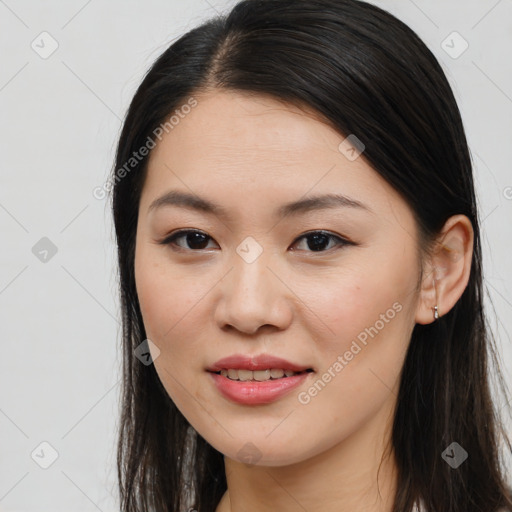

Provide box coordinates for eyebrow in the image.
[147,190,373,219]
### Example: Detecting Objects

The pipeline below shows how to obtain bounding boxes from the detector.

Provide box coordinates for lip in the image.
[206,353,313,373]
[206,353,314,405]
[208,371,312,405]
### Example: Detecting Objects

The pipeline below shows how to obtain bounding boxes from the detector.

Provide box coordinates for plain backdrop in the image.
[0,0,511,510]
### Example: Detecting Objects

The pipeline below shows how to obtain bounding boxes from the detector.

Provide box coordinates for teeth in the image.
[219,368,303,381]
[253,369,270,381]
[238,369,253,381]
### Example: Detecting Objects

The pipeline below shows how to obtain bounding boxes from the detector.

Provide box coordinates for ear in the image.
[415,214,474,325]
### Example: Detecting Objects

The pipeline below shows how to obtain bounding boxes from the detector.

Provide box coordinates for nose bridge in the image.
[230,245,275,302]
[216,243,292,333]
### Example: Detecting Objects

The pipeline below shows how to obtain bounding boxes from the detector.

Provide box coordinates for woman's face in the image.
[134,90,424,466]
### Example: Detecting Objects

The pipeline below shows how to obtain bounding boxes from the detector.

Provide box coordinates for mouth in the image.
[207,367,315,405]
[208,368,314,382]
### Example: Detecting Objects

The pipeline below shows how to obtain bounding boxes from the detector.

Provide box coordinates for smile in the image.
[215,368,313,381]
[208,369,314,405]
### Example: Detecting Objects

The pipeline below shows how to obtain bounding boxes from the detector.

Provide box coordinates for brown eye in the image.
[160,230,218,251]
[290,231,351,252]
[160,229,352,254]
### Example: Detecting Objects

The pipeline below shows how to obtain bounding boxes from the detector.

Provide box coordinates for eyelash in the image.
[158,229,353,254]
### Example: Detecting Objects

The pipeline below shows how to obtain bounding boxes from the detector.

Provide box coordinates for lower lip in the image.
[208,371,312,405]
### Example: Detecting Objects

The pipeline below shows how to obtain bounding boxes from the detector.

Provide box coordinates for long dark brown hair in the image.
[110,1,512,510]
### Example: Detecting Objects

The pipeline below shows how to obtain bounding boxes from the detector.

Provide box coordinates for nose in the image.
[214,253,293,335]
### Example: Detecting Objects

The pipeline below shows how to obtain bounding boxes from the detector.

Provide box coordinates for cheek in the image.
[304,258,414,386]
[135,247,208,343]
[134,250,211,415]
[290,274,411,447]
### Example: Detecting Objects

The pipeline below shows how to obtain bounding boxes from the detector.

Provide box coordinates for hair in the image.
[110,0,512,510]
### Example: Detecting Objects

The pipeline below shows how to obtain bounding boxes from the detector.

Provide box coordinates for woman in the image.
[110,0,512,510]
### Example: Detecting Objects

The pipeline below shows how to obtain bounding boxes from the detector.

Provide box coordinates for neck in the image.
[216,396,399,512]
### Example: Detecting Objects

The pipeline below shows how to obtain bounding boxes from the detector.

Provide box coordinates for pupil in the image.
[308,233,329,251]
[184,233,330,251]
[188,232,208,249]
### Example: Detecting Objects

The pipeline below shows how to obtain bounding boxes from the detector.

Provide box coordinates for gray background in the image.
[0,0,511,510]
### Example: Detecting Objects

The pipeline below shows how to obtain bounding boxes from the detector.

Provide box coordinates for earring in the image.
[432,275,439,321]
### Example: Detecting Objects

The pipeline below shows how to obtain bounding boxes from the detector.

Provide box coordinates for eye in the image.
[160,229,219,251]
[159,229,351,253]
[290,230,351,252]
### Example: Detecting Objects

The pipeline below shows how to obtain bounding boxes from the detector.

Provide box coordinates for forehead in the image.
[140,90,411,228]
[148,90,342,168]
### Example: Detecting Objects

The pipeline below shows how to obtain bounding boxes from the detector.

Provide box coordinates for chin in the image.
[209,436,316,468]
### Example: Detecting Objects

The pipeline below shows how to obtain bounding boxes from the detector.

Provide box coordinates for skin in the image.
[134,90,474,512]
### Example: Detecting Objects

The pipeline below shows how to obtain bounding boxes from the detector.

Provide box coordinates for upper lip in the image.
[207,354,313,372]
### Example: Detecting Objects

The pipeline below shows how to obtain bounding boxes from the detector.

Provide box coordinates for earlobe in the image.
[415,265,441,325]
[414,214,474,325]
